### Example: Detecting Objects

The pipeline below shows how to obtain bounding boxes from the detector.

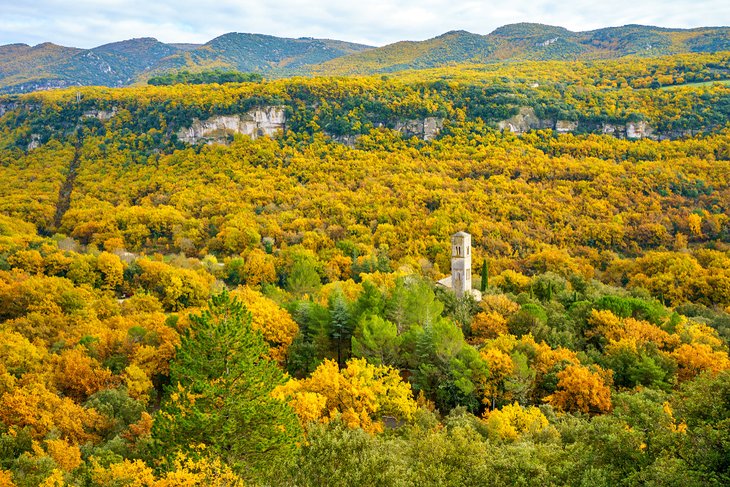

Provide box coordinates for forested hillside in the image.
[0,53,729,485]
[3,22,730,94]
[0,35,372,94]
[311,23,730,74]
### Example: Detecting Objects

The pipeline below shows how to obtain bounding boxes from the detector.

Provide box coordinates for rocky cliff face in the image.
[329,117,444,146]
[27,134,41,151]
[626,121,653,139]
[656,129,701,140]
[0,101,40,119]
[330,134,360,147]
[555,120,579,133]
[497,107,657,139]
[83,108,118,121]
[1,79,78,95]
[597,121,654,139]
[598,122,653,139]
[177,107,286,144]
[497,107,553,134]
[394,117,444,141]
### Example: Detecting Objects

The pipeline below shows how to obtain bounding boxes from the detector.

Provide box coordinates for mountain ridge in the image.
[2,23,730,93]
[316,23,730,75]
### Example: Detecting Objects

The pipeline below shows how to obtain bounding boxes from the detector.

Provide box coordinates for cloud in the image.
[0,0,728,48]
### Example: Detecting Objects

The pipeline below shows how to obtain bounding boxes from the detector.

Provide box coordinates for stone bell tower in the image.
[451,231,472,298]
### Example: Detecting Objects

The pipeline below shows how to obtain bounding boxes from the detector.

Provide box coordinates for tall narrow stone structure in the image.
[451,231,472,298]
[436,231,481,301]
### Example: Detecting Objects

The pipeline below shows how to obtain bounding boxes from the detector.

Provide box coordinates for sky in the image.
[1,0,730,48]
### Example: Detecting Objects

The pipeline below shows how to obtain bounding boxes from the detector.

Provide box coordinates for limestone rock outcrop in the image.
[27,134,41,151]
[331,134,360,147]
[327,116,444,146]
[83,108,118,121]
[497,107,658,139]
[601,123,621,136]
[626,121,653,139]
[177,106,286,144]
[394,117,444,140]
[497,107,553,134]
[0,101,26,118]
[555,120,579,133]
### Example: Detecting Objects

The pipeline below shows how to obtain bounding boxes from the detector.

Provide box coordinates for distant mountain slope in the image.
[313,31,496,75]
[56,38,183,86]
[0,43,82,92]
[150,33,373,76]
[0,38,182,93]
[486,23,589,60]
[316,23,730,75]
[2,23,730,93]
[0,34,372,94]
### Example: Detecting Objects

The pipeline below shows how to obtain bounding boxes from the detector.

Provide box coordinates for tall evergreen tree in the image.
[287,259,321,296]
[481,260,489,292]
[152,291,302,480]
[329,289,353,368]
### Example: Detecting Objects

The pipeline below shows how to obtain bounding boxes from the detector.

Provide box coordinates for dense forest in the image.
[147,71,264,86]
[0,51,729,485]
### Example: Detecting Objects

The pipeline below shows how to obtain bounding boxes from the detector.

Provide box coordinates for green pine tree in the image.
[480,260,489,292]
[351,315,401,366]
[152,291,302,480]
[287,259,321,296]
[329,289,352,368]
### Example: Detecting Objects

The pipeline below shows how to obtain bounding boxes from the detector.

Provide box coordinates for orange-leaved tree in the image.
[545,364,613,414]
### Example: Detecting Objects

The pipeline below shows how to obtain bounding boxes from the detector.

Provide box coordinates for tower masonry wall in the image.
[451,232,472,298]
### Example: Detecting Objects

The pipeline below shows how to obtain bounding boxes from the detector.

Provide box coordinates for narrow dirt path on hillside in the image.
[52,134,83,231]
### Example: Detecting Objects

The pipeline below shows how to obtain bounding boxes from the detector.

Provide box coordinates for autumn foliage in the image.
[0,53,729,484]
[274,358,417,433]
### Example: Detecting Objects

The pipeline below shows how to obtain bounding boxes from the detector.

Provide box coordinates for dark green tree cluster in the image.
[148,70,263,86]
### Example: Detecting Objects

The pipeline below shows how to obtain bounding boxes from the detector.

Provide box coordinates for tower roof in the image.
[452,231,470,237]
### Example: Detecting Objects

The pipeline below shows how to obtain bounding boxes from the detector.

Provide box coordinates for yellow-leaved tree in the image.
[231,286,299,363]
[0,383,102,443]
[545,364,612,414]
[672,343,730,381]
[242,248,276,287]
[273,358,417,433]
[89,453,244,486]
[43,439,83,472]
[52,347,116,402]
[470,311,508,342]
[483,402,551,441]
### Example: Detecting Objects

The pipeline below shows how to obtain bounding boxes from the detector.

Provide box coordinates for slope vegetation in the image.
[316,23,730,75]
